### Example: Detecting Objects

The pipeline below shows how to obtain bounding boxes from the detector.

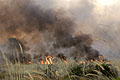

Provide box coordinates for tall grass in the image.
[0,50,119,80]
[0,59,119,80]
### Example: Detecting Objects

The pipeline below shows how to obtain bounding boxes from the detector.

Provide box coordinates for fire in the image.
[24,55,110,65]
[40,56,67,64]
[43,56,53,64]
[40,60,44,64]
[98,56,104,63]
[89,56,110,64]
[99,59,104,63]
[45,56,53,64]
[28,61,31,64]
[80,61,86,64]
[24,56,53,64]
[90,59,94,63]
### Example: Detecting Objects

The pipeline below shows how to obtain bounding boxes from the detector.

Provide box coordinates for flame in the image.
[24,55,109,65]
[29,61,31,64]
[89,56,105,64]
[98,56,104,63]
[40,60,44,64]
[90,59,94,63]
[45,56,53,64]
[99,59,104,63]
[80,61,86,64]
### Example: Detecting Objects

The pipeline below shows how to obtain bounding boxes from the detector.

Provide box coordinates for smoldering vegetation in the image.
[0,0,101,63]
[54,34,100,60]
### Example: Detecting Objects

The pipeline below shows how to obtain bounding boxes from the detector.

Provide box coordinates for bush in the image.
[71,65,83,76]
[70,62,118,79]
[96,64,118,78]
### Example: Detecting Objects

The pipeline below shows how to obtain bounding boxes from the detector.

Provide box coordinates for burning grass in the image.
[0,56,119,80]
[0,0,120,80]
[0,38,119,80]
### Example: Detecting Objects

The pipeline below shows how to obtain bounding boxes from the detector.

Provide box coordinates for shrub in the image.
[70,62,118,79]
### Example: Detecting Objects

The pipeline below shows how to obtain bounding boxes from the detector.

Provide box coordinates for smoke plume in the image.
[1,0,119,61]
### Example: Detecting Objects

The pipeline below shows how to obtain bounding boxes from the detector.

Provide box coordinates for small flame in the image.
[45,56,53,64]
[23,55,109,65]
[95,60,98,62]
[99,59,104,63]
[90,59,94,63]
[80,61,86,64]
[98,56,104,63]
[29,61,31,64]
[40,60,44,64]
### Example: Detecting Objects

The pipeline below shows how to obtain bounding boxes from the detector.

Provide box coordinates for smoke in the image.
[0,0,120,60]
[0,0,75,42]
[0,0,76,60]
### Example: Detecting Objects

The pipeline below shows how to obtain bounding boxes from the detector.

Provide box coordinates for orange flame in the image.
[29,61,31,64]
[45,56,53,64]
[99,59,104,63]
[90,59,94,63]
[80,61,86,64]
[40,60,44,64]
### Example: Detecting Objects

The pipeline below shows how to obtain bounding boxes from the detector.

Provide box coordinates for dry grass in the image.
[0,49,119,80]
[0,58,119,80]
